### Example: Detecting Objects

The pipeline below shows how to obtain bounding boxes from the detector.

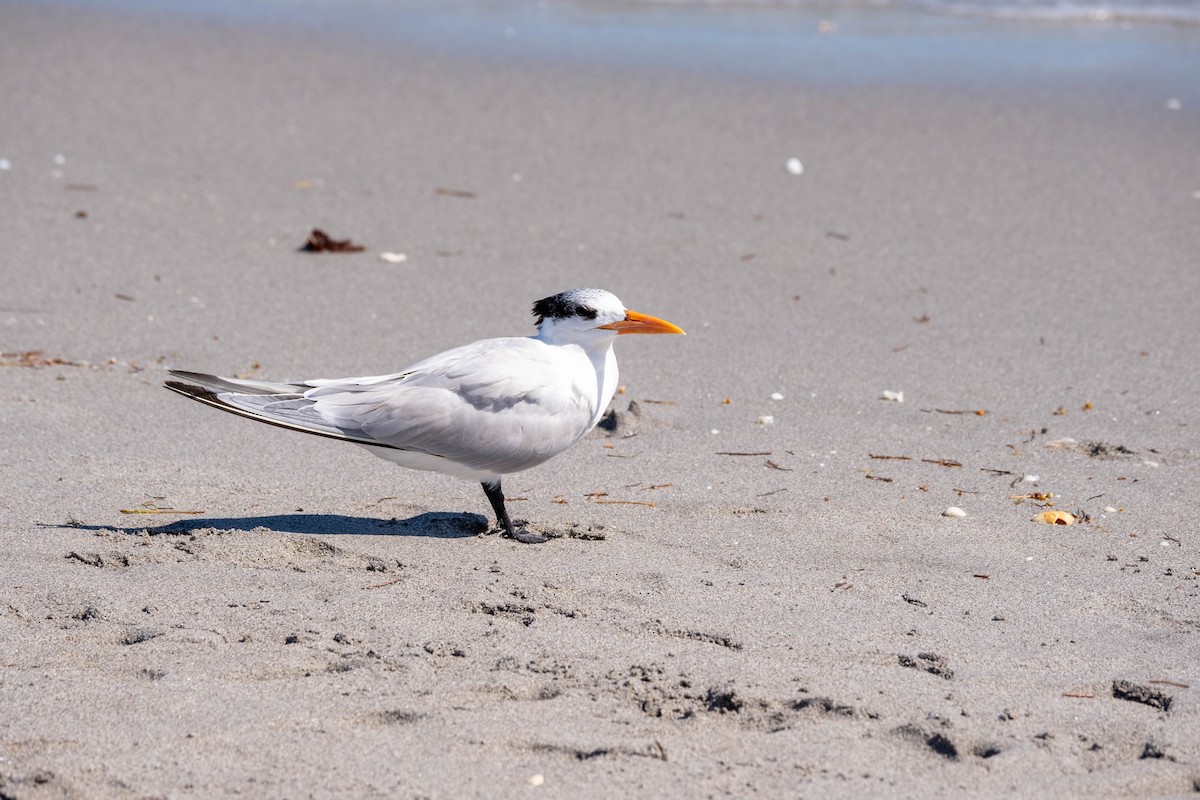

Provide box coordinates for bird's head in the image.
[532,288,685,345]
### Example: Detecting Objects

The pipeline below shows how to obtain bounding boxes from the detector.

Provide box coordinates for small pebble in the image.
[785,157,803,175]
[943,506,967,518]
[1166,98,1182,110]
[710,429,720,435]
[54,153,67,165]
[881,389,904,403]
[757,415,774,425]
[528,774,545,786]
[0,158,11,170]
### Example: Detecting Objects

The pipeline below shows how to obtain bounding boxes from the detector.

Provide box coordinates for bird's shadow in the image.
[53,511,491,539]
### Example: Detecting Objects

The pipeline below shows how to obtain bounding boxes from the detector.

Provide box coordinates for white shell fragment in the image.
[0,158,11,170]
[1104,506,1117,514]
[942,506,967,518]
[770,392,784,401]
[882,390,904,403]
[757,415,775,425]
[378,252,408,264]
[1023,474,1040,483]
[785,157,804,175]
[528,774,545,786]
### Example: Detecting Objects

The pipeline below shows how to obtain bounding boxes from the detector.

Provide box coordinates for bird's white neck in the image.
[533,325,620,432]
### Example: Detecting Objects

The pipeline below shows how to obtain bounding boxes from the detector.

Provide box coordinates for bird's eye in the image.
[576,305,597,319]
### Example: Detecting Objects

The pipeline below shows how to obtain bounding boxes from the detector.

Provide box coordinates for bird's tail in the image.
[166,370,304,396]
[164,371,398,450]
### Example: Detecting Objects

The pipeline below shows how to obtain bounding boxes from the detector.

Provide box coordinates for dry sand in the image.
[2,2,1199,797]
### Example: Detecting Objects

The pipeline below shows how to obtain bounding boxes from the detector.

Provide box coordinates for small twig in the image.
[980,468,1015,476]
[1062,692,1096,699]
[922,459,963,468]
[120,508,204,515]
[1147,679,1190,688]
[864,474,893,482]
[870,454,912,461]
[434,186,477,199]
[756,488,787,497]
[921,408,987,416]
[641,399,676,405]
[365,576,405,590]
[717,451,772,456]
[593,500,656,507]
[765,460,793,471]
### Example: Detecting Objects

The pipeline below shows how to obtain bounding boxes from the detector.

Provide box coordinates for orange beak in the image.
[599,309,686,335]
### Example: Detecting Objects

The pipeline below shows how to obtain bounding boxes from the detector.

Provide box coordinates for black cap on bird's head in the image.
[532,288,604,327]
[532,288,685,338]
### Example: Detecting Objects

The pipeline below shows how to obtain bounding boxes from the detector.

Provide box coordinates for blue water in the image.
[610,0,1200,27]
[36,0,1200,89]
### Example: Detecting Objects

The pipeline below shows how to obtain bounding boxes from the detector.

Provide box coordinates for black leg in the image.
[480,479,546,544]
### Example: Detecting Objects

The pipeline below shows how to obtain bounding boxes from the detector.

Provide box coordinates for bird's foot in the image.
[502,526,548,545]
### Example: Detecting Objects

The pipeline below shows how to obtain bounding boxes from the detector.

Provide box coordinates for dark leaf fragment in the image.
[301,228,365,253]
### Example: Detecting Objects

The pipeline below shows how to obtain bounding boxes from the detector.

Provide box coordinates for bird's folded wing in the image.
[171,338,596,475]
[307,338,596,473]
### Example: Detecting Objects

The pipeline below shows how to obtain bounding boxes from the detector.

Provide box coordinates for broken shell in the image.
[757,415,775,425]
[882,390,904,403]
[378,252,408,263]
[1033,510,1076,525]
[942,506,967,518]
[785,157,803,175]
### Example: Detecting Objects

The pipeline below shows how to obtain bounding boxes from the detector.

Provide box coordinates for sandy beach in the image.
[2,1,1199,796]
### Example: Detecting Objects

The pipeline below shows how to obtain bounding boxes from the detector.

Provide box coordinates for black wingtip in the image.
[164,380,217,402]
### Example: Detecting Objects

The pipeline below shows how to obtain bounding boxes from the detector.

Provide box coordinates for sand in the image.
[2,2,1199,797]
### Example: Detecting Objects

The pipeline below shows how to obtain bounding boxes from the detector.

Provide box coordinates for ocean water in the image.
[601,0,1200,27]
[38,0,1200,89]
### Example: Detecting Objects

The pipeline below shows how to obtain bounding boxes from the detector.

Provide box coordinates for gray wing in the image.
[166,338,597,473]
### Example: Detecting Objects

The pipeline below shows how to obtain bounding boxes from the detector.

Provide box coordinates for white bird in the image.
[165,288,684,543]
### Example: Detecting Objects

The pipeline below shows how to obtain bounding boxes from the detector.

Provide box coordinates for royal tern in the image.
[165,288,684,543]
